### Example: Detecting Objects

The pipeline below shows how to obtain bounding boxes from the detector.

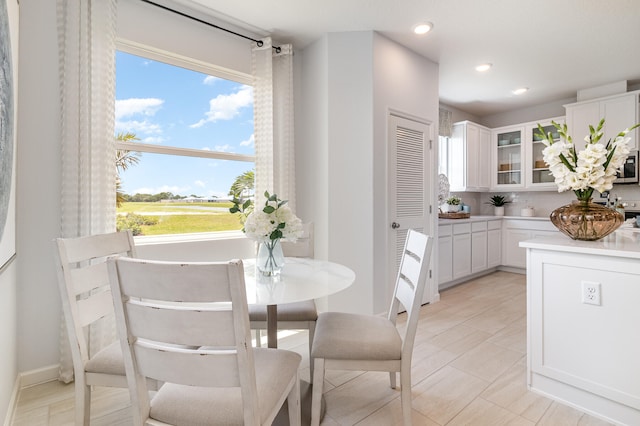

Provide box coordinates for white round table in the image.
[244,257,355,349]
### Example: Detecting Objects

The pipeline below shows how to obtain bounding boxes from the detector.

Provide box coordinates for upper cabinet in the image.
[565,91,640,150]
[492,124,525,189]
[448,121,491,192]
[525,116,564,189]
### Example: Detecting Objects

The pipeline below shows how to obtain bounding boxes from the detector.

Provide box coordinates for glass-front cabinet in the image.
[493,125,524,188]
[525,117,564,189]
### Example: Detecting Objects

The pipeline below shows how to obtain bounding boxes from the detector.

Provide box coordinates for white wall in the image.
[297,32,439,315]
[372,33,439,313]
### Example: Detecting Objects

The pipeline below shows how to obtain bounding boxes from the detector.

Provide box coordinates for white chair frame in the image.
[310,229,434,426]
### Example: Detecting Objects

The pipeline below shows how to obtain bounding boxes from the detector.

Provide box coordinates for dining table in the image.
[243,256,356,349]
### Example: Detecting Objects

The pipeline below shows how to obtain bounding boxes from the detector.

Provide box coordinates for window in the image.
[115,49,255,237]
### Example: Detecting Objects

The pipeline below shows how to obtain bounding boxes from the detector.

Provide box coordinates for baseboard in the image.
[3,376,19,426]
[19,364,59,388]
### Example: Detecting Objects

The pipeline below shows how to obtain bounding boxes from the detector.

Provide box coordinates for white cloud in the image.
[203,76,220,85]
[214,144,232,152]
[115,120,162,135]
[194,180,205,188]
[115,98,163,120]
[240,134,254,147]
[190,85,253,128]
[142,136,165,144]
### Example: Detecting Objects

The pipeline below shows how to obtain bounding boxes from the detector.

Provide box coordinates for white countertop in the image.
[520,230,640,260]
[438,215,550,225]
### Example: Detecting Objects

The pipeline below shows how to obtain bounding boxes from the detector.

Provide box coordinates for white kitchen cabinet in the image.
[471,221,487,273]
[502,219,558,269]
[525,117,564,189]
[492,125,525,189]
[449,121,491,192]
[565,91,640,150]
[437,225,453,284]
[452,223,471,279]
[487,220,501,268]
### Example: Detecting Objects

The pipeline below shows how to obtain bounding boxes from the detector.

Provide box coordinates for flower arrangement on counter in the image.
[535,119,640,201]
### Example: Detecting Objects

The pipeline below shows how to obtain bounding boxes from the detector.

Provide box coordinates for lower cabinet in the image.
[438,218,502,287]
[502,219,559,269]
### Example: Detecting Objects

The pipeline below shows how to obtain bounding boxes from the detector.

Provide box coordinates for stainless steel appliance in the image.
[621,200,640,221]
[615,151,638,183]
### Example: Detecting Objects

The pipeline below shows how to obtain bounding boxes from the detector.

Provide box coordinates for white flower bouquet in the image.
[536,119,640,200]
[242,191,303,243]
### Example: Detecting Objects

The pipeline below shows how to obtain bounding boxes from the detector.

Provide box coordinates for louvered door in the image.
[388,113,432,304]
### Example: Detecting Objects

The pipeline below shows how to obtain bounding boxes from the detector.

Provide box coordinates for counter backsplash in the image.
[451,185,640,218]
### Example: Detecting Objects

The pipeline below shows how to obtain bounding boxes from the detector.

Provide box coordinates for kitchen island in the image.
[520,231,640,425]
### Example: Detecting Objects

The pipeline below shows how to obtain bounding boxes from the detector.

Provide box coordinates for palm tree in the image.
[116,132,141,207]
[229,170,255,199]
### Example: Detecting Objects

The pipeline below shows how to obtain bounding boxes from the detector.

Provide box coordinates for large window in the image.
[115,49,255,236]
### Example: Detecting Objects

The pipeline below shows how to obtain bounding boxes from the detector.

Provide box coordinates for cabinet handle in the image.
[391,222,400,229]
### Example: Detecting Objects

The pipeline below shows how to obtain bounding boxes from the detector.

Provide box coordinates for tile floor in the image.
[11,271,614,425]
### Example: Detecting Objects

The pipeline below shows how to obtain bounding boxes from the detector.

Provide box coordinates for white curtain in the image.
[56,0,118,382]
[252,37,296,209]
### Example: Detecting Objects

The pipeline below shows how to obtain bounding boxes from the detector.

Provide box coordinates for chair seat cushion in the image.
[249,300,318,322]
[311,312,402,360]
[84,340,125,376]
[149,348,301,425]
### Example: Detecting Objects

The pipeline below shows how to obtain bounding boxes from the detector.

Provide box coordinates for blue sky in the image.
[115,51,255,198]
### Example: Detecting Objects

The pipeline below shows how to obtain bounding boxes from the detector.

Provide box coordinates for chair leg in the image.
[308,321,316,383]
[254,329,262,347]
[75,379,91,426]
[389,371,397,389]
[287,375,301,426]
[310,358,325,426]
[400,368,412,426]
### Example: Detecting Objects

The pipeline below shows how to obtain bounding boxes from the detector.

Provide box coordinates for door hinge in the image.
[429,205,432,214]
[429,139,433,149]
[429,269,432,279]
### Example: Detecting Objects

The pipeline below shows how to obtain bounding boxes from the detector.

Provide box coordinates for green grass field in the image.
[117,202,244,235]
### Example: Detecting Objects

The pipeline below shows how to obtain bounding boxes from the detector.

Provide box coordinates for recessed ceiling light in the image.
[413,22,433,35]
[512,87,529,95]
[475,63,492,72]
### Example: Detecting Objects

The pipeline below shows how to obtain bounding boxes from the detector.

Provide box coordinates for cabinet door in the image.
[566,101,600,144]
[477,127,492,189]
[471,230,488,274]
[600,93,638,150]
[526,118,562,189]
[487,228,501,268]
[438,235,453,284]
[452,233,471,279]
[493,126,525,189]
[502,229,531,268]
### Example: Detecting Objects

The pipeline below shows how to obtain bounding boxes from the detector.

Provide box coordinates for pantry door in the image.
[388,113,434,305]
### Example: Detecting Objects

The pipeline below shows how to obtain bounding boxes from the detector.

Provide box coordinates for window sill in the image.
[134,230,248,246]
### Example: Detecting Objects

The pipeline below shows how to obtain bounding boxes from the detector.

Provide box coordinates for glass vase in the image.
[550,198,623,241]
[257,239,285,277]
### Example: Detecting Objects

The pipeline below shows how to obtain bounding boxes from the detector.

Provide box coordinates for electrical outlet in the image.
[582,281,601,306]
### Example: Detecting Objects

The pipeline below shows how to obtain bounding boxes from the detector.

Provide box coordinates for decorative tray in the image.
[438,212,471,219]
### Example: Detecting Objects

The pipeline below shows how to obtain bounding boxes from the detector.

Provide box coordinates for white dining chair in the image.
[310,229,434,426]
[250,223,318,374]
[53,230,157,425]
[108,257,302,426]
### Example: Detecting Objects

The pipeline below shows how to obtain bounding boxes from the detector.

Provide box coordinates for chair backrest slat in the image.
[125,301,236,347]
[76,290,115,328]
[62,231,136,263]
[70,262,110,295]
[113,259,233,301]
[133,344,241,387]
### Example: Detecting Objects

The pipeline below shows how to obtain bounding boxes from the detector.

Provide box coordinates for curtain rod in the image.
[141,0,282,53]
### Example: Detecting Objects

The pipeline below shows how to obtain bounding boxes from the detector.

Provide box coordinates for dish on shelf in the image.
[499,164,511,171]
[535,160,546,168]
[498,139,510,146]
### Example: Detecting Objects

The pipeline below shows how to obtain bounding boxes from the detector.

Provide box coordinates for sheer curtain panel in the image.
[56,0,118,382]
[252,37,296,209]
